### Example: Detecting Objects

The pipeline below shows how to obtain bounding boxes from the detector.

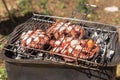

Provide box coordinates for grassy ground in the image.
[0,0,120,26]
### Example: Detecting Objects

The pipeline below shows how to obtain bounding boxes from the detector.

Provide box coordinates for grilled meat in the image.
[47,21,85,39]
[20,21,99,61]
[21,29,49,49]
[50,38,99,61]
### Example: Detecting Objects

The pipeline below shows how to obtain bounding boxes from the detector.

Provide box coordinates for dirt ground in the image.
[0,0,120,26]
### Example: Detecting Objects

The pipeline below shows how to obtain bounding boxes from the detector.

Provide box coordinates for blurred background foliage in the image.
[0,0,120,25]
[17,0,32,15]
[0,66,7,80]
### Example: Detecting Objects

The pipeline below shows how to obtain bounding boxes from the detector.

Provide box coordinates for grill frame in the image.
[5,61,117,80]
[1,14,120,71]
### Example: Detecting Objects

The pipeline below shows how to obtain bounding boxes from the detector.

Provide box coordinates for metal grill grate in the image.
[3,14,119,71]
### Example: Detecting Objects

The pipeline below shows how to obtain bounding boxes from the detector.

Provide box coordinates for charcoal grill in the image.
[0,14,120,80]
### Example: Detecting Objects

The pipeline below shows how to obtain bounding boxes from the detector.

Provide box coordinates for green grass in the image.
[37,0,51,15]
[37,0,48,9]
[17,0,32,15]
[76,0,88,13]
[0,66,7,80]
[0,43,5,50]
[116,17,120,24]
[86,13,100,21]
[57,3,66,9]
[0,36,8,50]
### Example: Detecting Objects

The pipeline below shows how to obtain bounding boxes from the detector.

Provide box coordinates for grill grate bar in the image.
[84,27,117,33]
[10,16,52,44]
[32,17,55,24]
[4,48,102,71]
[33,14,117,33]
[28,16,54,48]
[4,45,101,71]
[5,43,103,67]
[9,17,34,43]
[9,16,42,43]
[33,14,117,32]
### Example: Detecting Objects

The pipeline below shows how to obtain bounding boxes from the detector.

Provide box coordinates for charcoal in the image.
[49,56,53,60]
[15,54,22,59]
[13,48,17,53]
[38,53,44,57]
[17,47,25,53]
[25,49,32,53]
[92,31,109,44]
[29,55,36,59]
[104,34,109,40]
[34,57,43,60]
[34,53,44,60]
[50,55,63,62]
[106,49,115,62]
[95,56,102,63]
[12,55,17,59]
[15,56,21,59]
[52,57,58,62]
[44,53,51,59]
[91,31,116,64]
[15,40,20,46]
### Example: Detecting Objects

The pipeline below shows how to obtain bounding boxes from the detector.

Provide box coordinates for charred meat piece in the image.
[47,21,85,39]
[20,29,49,49]
[50,37,99,61]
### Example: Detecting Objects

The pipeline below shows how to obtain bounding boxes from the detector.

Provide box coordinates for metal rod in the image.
[33,14,119,30]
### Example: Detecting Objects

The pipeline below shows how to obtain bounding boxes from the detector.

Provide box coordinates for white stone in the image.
[104,6,119,12]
